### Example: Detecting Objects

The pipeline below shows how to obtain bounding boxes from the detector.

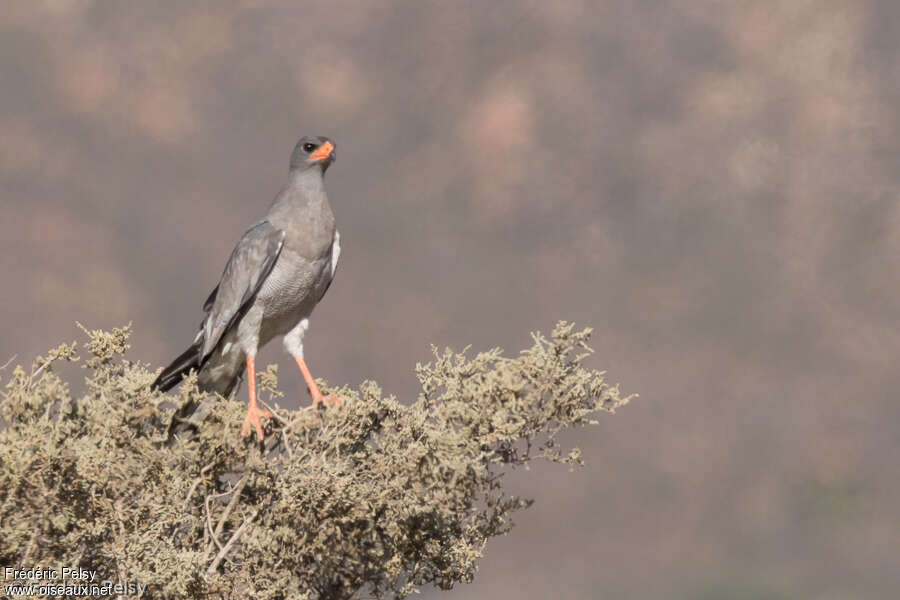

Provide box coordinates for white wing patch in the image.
[331,230,341,277]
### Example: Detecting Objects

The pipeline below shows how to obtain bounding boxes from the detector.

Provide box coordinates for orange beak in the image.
[310,141,334,162]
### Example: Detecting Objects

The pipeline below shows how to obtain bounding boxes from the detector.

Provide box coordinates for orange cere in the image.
[310,141,334,161]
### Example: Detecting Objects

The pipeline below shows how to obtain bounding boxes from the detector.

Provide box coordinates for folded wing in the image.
[200,220,285,359]
[152,220,285,391]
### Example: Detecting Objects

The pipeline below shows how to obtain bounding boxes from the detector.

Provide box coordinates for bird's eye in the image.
[303,143,316,153]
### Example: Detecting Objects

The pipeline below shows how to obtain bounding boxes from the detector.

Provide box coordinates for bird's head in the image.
[290,135,336,173]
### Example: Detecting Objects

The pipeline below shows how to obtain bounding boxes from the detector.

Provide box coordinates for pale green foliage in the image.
[0,322,632,599]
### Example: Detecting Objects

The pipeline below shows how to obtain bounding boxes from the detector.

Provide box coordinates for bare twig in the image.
[205,494,224,553]
[260,399,288,424]
[204,485,239,554]
[206,508,260,575]
[0,354,17,371]
[20,530,38,565]
[213,476,247,542]
[182,461,215,512]
[259,400,294,458]
[204,476,247,558]
[27,361,51,389]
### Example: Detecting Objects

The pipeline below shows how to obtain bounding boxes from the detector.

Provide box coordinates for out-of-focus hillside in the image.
[2,2,898,598]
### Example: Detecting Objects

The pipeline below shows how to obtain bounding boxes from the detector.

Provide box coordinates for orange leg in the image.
[241,356,273,440]
[294,356,341,407]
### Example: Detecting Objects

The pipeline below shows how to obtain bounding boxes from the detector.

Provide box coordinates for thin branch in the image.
[206,508,260,575]
[27,361,51,389]
[0,354,17,371]
[182,461,215,512]
[260,400,293,457]
[204,476,247,558]
[20,530,38,565]
[205,494,224,553]
[260,399,288,424]
[204,483,241,555]
[213,476,247,543]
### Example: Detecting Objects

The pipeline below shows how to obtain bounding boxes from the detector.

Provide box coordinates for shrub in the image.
[0,322,632,599]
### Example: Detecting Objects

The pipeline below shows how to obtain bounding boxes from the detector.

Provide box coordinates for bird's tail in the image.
[152,342,203,392]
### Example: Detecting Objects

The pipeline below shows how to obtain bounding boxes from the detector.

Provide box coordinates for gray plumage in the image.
[153,135,340,399]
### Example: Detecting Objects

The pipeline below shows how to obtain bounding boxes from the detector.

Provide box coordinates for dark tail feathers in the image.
[152,342,203,392]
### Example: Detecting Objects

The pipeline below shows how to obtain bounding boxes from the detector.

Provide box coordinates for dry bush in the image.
[0,322,632,599]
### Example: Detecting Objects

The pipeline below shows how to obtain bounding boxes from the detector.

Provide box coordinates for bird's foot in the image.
[312,393,342,408]
[241,404,274,441]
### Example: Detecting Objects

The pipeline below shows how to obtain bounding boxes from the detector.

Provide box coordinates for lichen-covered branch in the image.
[0,322,633,599]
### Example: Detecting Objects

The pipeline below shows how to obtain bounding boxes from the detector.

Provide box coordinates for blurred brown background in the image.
[2,1,899,598]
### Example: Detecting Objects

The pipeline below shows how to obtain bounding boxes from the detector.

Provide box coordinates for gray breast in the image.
[260,250,322,316]
[255,239,335,340]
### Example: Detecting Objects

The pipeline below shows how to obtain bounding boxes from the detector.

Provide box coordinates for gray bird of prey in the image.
[152,135,341,440]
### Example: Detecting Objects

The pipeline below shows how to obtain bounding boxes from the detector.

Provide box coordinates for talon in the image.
[294,356,341,409]
[241,404,273,441]
[240,356,272,441]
